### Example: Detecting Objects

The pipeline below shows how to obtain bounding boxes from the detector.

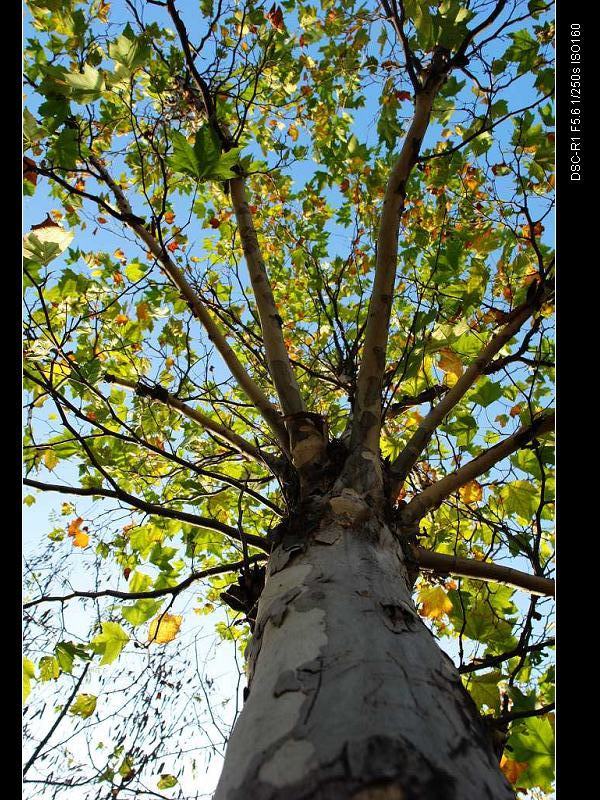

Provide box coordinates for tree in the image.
[23,0,555,798]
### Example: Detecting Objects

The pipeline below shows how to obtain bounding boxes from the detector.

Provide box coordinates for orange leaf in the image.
[164,211,175,224]
[265,4,284,30]
[438,349,463,386]
[167,241,179,252]
[23,156,37,185]
[97,216,108,224]
[500,755,529,785]
[67,517,84,537]
[115,314,129,325]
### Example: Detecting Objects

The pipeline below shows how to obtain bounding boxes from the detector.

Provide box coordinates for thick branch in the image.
[23,478,270,552]
[165,2,306,430]
[351,77,447,455]
[413,546,554,597]
[389,293,550,491]
[229,177,306,418]
[401,411,554,523]
[23,554,267,609]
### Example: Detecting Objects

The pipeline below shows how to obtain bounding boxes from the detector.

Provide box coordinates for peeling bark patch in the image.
[274,670,303,697]
[258,739,316,788]
[268,588,302,627]
[314,527,342,545]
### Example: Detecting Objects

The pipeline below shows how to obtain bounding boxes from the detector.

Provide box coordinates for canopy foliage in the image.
[23,0,555,797]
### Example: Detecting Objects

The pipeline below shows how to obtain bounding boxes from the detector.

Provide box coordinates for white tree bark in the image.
[214,506,514,800]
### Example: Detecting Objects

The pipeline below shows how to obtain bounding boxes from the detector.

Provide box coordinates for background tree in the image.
[23,0,555,797]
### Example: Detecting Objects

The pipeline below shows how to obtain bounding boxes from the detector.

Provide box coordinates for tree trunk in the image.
[214,508,514,800]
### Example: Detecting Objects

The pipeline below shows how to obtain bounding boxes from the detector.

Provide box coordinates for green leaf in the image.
[157,774,178,789]
[23,658,36,702]
[500,480,539,519]
[466,670,502,713]
[469,379,503,407]
[39,655,60,681]
[69,693,97,719]
[65,64,106,103]
[507,715,554,791]
[90,622,130,665]
[121,599,163,626]
[23,223,74,265]
[169,127,242,181]
[55,641,90,674]
[108,33,150,71]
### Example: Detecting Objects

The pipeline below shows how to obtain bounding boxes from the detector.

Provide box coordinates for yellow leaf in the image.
[148,613,183,644]
[500,755,529,784]
[72,530,90,548]
[417,585,453,619]
[438,349,463,386]
[288,124,299,142]
[43,449,59,470]
[98,0,110,23]
[459,480,483,505]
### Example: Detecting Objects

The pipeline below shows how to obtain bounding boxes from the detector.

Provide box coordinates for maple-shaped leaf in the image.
[69,693,97,719]
[417,585,453,619]
[67,517,84,537]
[148,613,183,644]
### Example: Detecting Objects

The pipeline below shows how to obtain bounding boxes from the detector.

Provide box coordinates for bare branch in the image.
[23,555,267,609]
[23,478,270,552]
[459,638,554,675]
[401,411,554,523]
